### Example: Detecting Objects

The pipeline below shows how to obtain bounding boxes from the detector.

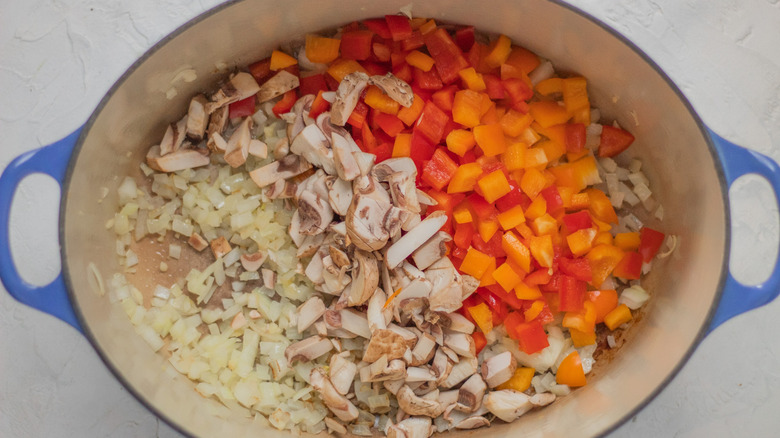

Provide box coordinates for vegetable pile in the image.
[107,12,673,437]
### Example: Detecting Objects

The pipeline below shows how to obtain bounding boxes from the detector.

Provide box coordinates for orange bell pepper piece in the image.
[406,50,435,72]
[497,205,526,230]
[587,289,619,324]
[477,218,500,243]
[586,244,625,286]
[562,301,597,333]
[477,169,512,203]
[467,302,494,334]
[364,85,400,115]
[453,204,474,224]
[497,367,535,392]
[419,19,437,35]
[484,35,512,69]
[500,109,534,137]
[392,133,412,158]
[446,129,477,157]
[505,46,541,75]
[537,139,566,164]
[452,89,485,127]
[397,94,425,126]
[515,281,542,300]
[569,328,597,347]
[502,142,527,171]
[522,147,548,169]
[479,256,498,286]
[530,213,558,236]
[458,67,487,91]
[556,351,587,387]
[269,50,298,70]
[604,304,633,330]
[460,247,494,278]
[474,123,507,156]
[562,77,590,123]
[566,227,597,256]
[586,188,619,224]
[529,234,554,268]
[523,299,546,321]
[614,232,641,251]
[502,231,531,273]
[519,168,547,199]
[493,262,522,292]
[593,230,614,247]
[569,192,590,210]
[327,58,367,82]
[448,163,484,193]
[528,101,571,128]
[536,77,563,96]
[305,35,341,64]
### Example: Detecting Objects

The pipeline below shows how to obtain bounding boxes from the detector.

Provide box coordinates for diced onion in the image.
[620,285,650,310]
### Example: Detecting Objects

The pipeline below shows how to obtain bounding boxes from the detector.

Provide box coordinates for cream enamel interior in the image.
[61,0,727,436]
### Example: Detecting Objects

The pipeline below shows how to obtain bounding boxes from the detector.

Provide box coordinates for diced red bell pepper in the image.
[426,189,466,217]
[465,193,498,222]
[363,18,392,39]
[248,57,273,84]
[422,147,459,191]
[385,15,413,41]
[424,28,470,84]
[299,73,329,96]
[413,67,444,90]
[409,132,436,175]
[393,62,414,84]
[361,61,390,76]
[503,311,525,337]
[472,331,487,354]
[485,284,526,310]
[598,125,635,157]
[638,226,666,262]
[373,42,392,62]
[373,142,394,163]
[375,112,406,137]
[471,231,507,258]
[476,288,509,324]
[562,210,592,233]
[414,100,450,145]
[361,123,378,152]
[347,101,369,129]
[513,320,550,354]
[272,90,297,117]
[340,30,374,60]
[453,221,476,249]
[496,183,532,212]
[483,74,506,100]
[455,26,476,52]
[229,95,256,119]
[522,300,555,325]
[613,251,642,280]
[540,185,564,214]
[558,257,593,282]
[401,30,425,51]
[559,275,586,312]
[565,123,587,154]
[503,77,534,105]
[432,85,458,113]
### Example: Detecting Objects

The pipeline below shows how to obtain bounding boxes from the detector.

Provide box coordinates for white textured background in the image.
[1,0,779,436]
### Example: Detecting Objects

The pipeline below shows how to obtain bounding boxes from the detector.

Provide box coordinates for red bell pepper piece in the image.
[347,101,369,129]
[522,300,555,325]
[422,147,459,191]
[540,185,564,214]
[559,275,586,312]
[393,62,414,84]
[361,61,389,76]
[299,73,329,96]
[483,74,506,100]
[565,123,587,154]
[638,226,666,262]
[455,26,476,52]
[562,210,593,233]
[401,30,425,52]
[340,30,374,60]
[465,193,498,222]
[472,331,488,354]
[471,231,507,258]
[248,57,272,84]
[426,189,466,217]
[424,28,470,84]
[485,284,526,310]
[502,77,534,104]
[496,183,532,212]
[453,221,476,250]
[432,85,458,113]
[272,90,297,117]
[414,100,450,145]
[385,15,413,41]
[375,112,406,137]
[363,18,392,39]
[372,142,394,163]
[409,132,436,175]
[525,268,552,286]
[229,95,256,119]
[558,257,593,282]
[514,320,550,354]
[503,311,525,338]
[413,67,444,90]
[613,251,642,280]
[476,288,509,324]
[308,90,330,120]
[598,125,635,157]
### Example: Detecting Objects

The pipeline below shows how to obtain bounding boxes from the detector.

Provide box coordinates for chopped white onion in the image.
[619,285,650,310]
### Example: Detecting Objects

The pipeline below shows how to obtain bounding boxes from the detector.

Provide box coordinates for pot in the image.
[1,0,779,436]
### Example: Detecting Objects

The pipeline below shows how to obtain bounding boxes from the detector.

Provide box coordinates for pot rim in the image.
[58,1,730,436]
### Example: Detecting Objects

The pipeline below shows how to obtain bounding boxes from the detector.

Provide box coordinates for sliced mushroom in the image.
[328,245,351,268]
[363,328,408,362]
[224,117,253,168]
[483,390,533,423]
[206,72,261,113]
[372,157,418,182]
[329,351,357,395]
[405,366,437,382]
[387,416,433,438]
[481,351,518,388]
[188,232,209,252]
[326,175,354,216]
[530,392,556,407]
[339,308,371,338]
[206,105,229,151]
[416,189,437,206]
[347,250,379,306]
[296,188,333,235]
[387,171,422,214]
[324,417,347,435]
[367,287,392,332]
[453,416,490,430]
[456,374,486,413]
[159,116,188,156]
[412,232,452,271]
[446,312,476,334]
[431,349,453,386]
[210,236,231,259]
[297,296,327,333]
[261,268,276,290]
[462,274,480,299]
[256,70,299,103]
[383,378,406,395]
[248,139,268,158]
[249,154,312,188]
[410,333,437,366]
[310,368,359,422]
[426,257,466,313]
[387,323,419,348]
[396,385,444,418]
[346,178,394,251]
[296,233,326,258]
[385,211,448,269]
[331,130,362,181]
[440,357,478,389]
[369,73,414,108]
[186,94,209,142]
[443,333,475,358]
[272,137,290,159]
[286,95,314,141]
[331,71,370,126]
[240,251,267,272]
[146,145,210,173]
[360,355,406,382]
[265,178,297,199]
[322,256,351,295]
[290,123,336,175]
[284,336,333,364]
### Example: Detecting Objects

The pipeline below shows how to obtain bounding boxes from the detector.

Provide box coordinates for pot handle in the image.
[0,128,82,332]
[708,130,780,332]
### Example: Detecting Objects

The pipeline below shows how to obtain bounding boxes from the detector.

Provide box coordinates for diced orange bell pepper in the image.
[397,94,425,126]
[484,35,512,69]
[406,50,436,72]
[515,281,542,300]
[562,301,597,334]
[305,35,341,64]
[562,77,590,123]
[327,58,368,82]
[452,89,484,127]
[536,77,563,96]
[477,218,500,243]
[586,188,619,224]
[498,205,526,230]
[500,109,534,137]
[614,232,641,251]
[479,256,498,286]
[569,327,597,347]
[474,123,507,157]
[505,46,541,75]
[460,247,494,278]
[604,304,633,330]
[556,351,587,387]
[446,129,477,157]
[419,19,437,34]
[531,213,558,236]
[448,162,484,193]
[537,139,566,164]
[587,289,619,324]
[392,133,412,158]
[524,299,545,321]
[493,262,522,292]
[593,230,614,247]
[566,227,597,256]
[569,191,590,210]
[586,244,625,286]
[269,50,298,71]
[364,85,400,115]
[524,196,547,221]
[497,367,535,392]
[458,67,487,91]
[519,168,547,198]
[528,101,571,128]
[468,302,494,334]
[523,147,549,168]
[533,122,567,147]
[548,155,601,192]
[502,231,531,273]
[529,234,554,268]
[453,204,474,224]
[502,142,527,171]
[477,169,512,203]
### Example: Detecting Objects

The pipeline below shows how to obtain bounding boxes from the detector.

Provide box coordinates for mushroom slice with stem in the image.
[297,296,327,333]
[331,130,362,181]
[412,232,452,271]
[290,123,336,175]
[325,175,353,216]
[146,145,209,173]
[387,171,422,214]
[321,256,351,295]
[248,139,267,158]
[329,351,357,395]
[286,94,314,142]
[296,233,325,258]
[224,116,253,168]
[405,367,437,383]
[159,116,188,156]
[481,351,518,388]
[483,390,533,422]
[426,257,466,313]
[296,188,333,235]
[443,333,475,358]
[249,154,312,188]
[284,336,333,364]
[310,368,359,422]
[431,348,453,386]
[206,105,229,151]
[185,94,209,142]
[372,157,418,182]
[396,386,444,418]
[256,70,300,103]
[530,392,556,407]
[206,72,261,113]
[331,71,370,126]
[387,416,434,438]
[265,179,297,199]
[385,211,448,269]
[369,73,414,108]
[363,328,408,362]
[440,357,478,389]
[367,287,392,332]
[346,175,394,251]
[261,268,276,290]
[339,308,371,338]
[348,250,379,306]
[453,416,490,430]
[360,355,406,382]
[456,374,487,413]
[240,251,266,272]
[410,333,437,366]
